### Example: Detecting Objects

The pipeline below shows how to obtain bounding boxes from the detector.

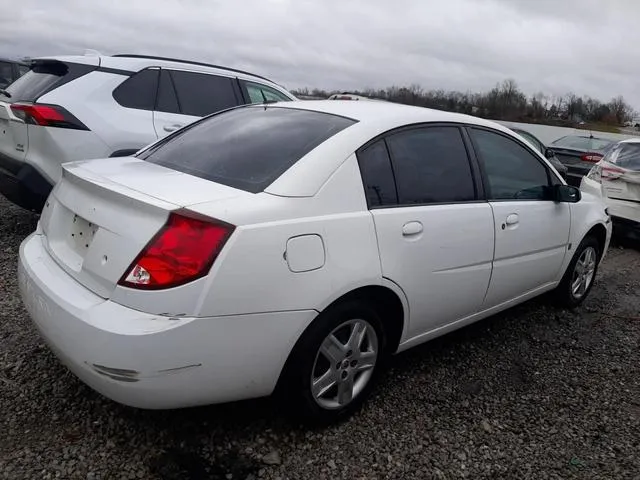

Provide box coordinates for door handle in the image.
[505,214,519,225]
[402,221,423,236]
[163,123,183,132]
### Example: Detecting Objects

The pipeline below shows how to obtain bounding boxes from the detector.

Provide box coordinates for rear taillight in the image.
[601,164,625,179]
[580,153,603,163]
[118,212,234,290]
[10,103,88,130]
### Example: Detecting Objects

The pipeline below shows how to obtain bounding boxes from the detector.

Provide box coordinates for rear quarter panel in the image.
[194,155,385,317]
[558,192,611,279]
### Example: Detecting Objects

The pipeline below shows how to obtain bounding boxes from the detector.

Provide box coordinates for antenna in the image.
[84,49,101,57]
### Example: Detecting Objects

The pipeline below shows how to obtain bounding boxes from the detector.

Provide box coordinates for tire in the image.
[553,235,601,308]
[276,300,386,425]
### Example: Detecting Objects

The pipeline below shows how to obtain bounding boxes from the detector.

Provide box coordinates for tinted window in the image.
[357,140,398,207]
[170,71,238,117]
[113,68,158,111]
[138,107,356,193]
[471,128,550,200]
[243,81,291,104]
[514,130,543,153]
[156,69,180,114]
[385,126,475,204]
[5,61,95,102]
[18,64,29,77]
[0,62,12,87]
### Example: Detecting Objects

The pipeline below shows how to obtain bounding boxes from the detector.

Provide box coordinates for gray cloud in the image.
[1,0,639,109]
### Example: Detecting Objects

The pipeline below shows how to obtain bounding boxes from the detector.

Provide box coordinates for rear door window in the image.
[156,69,180,114]
[138,106,356,193]
[112,68,159,111]
[169,70,240,117]
[357,140,398,208]
[385,126,477,204]
[4,61,96,102]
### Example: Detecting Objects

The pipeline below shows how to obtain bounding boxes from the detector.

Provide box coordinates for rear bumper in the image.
[18,233,316,409]
[0,152,52,212]
[606,197,640,226]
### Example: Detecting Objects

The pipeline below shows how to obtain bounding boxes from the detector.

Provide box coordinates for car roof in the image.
[262,100,518,197]
[272,99,502,127]
[30,53,285,89]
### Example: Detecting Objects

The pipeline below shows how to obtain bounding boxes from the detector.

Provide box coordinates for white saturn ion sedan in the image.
[19,101,612,423]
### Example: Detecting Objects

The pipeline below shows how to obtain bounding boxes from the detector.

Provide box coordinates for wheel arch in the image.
[585,223,608,258]
[275,282,408,395]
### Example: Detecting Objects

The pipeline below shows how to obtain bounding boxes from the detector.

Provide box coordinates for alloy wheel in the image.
[571,246,597,299]
[310,319,378,410]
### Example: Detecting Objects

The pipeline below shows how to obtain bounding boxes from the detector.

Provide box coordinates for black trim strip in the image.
[96,66,134,76]
[608,196,640,205]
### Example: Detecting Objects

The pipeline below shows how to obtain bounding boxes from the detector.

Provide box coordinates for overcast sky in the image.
[1,0,639,109]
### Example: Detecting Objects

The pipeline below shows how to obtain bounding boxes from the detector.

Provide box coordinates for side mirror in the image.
[544,148,556,159]
[553,184,581,203]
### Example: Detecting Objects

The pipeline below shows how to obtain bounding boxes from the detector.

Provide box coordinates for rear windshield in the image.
[551,135,612,151]
[4,61,95,102]
[138,106,357,193]
[603,143,640,171]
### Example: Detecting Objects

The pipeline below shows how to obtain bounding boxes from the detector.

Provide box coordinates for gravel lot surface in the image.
[1,194,638,480]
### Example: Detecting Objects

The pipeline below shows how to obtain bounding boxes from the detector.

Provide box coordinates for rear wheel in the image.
[553,235,600,308]
[278,301,386,424]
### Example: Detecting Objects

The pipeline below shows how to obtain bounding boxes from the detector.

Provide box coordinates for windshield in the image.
[138,106,357,193]
[551,135,612,152]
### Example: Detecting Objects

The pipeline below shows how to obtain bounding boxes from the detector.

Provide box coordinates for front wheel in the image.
[277,301,386,424]
[553,235,601,308]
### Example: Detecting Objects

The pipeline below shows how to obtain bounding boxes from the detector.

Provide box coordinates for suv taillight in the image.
[118,212,235,290]
[10,103,88,130]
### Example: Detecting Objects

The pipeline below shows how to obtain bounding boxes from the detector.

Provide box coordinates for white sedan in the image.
[19,100,612,423]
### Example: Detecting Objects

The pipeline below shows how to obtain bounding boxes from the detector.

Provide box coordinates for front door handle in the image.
[402,221,423,236]
[505,213,519,225]
[163,123,183,133]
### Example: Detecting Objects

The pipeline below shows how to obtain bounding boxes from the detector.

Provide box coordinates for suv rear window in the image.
[138,106,356,193]
[4,60,96,102]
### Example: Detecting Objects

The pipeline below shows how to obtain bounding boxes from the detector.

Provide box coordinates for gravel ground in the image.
[0,194,638,480]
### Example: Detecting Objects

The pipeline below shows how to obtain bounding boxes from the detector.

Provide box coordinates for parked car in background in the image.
[328,92,373,101]
[0,53,296,212]
[581,138,640,239]
[0,57,29,89]
[510,127,568,179]
[547,134,616,187]
[19,101,611,423]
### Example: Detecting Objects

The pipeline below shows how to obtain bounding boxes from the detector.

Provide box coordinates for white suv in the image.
[0,53,296,212]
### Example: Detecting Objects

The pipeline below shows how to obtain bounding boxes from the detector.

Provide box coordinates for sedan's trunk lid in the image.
[39,157,250,298]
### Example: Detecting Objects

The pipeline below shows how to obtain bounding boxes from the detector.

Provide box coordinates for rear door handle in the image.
[402,221,423,236]
[505,213,519,225]
[163,123,183,132]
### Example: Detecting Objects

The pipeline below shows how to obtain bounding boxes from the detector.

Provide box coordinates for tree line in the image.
[292,79,637,127]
